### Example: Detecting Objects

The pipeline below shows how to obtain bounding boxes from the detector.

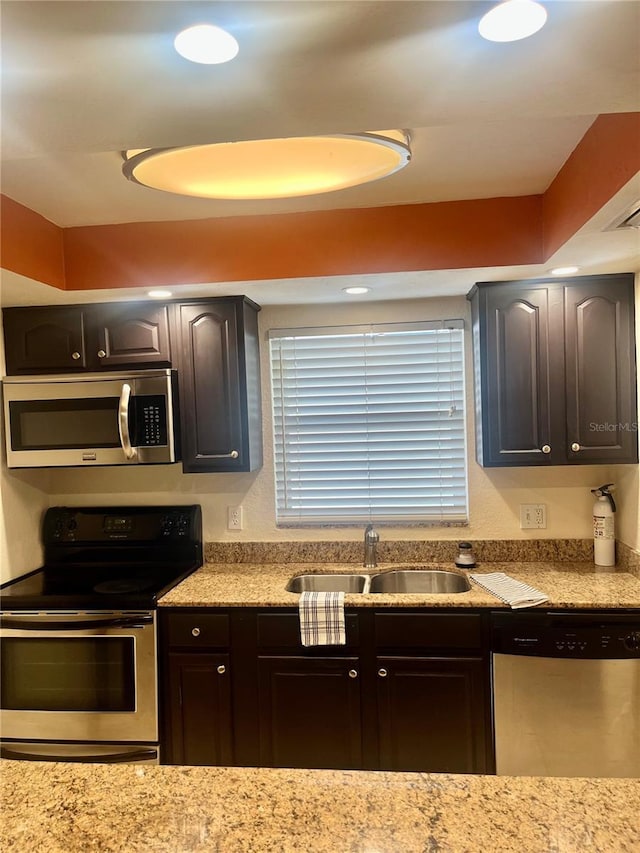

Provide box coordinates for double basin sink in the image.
[286,569,471,595]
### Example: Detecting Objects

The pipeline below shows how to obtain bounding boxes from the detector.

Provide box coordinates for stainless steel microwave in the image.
[2,370,180,467]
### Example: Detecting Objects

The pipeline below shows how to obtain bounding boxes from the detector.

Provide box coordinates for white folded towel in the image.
[469,572,549,609]
[299,591,346,646]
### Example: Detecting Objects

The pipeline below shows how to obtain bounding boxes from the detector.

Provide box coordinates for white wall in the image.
[615,274,640,551]
[10,295,615,547]
[0,308,50,583]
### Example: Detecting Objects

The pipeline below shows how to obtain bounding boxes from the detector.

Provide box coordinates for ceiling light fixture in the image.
[122,131,411,200]
[174,24,239,64]
[479,0,547,42]
[550,266,581,276]
[342,286,371,295]
[148,289,173,298]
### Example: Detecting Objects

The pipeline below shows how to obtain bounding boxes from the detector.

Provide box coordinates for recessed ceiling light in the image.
[174,24,239,65]
[479,0,547,42]
[550,266,580,276]
[122,131,411,200]
[148,289,173,298]
[342,286,371,295]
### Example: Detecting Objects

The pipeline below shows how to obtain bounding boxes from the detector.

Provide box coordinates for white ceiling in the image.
[1,0,639,304]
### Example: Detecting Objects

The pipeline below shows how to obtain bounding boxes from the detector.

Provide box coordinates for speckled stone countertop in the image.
[159,561,640,608]
[2,761,639,853]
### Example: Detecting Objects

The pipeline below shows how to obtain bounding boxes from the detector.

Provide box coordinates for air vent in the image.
[604,202,640,231]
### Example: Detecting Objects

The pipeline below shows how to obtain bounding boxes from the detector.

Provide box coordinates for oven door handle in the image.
[0,615,153,631]
[0,744,158,763]
[118,382,138,460]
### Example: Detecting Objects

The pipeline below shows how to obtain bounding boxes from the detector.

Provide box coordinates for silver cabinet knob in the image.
[541,445,551,454]
[378,668,388,678]
[191,627,200,637]
[97,350,106,359]
[230,450,239,459]
[217,664,226,675]
[571,443,581,452]
[71,351,81,360]
[348,669,358,679]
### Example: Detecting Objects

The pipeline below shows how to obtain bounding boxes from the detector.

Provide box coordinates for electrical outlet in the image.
[227,505,244,531]
[520,504,547,529]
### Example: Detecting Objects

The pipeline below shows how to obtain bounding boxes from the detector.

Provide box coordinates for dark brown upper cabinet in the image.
[3,303,171,374]
[468,274,638,467]
[172,297,263,473]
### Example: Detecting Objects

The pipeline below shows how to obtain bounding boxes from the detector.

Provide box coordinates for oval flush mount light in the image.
[174,24,239,64]
[148,289,173,298]
[342,286,371,295]
[122,131,411,200]
[550,266,580,276]
[479,0,547,42]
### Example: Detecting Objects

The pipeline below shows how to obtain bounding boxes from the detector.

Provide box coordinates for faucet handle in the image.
[364,523,379,542]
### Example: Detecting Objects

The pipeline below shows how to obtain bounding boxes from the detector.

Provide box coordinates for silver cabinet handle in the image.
[71,351,81,360]
[118,383,137,460]
[541,445,551,454]
[217,665,226,675]
[348,669,358,679]
[378,668,388,678]
[208,450,239,459]
[571,443,581,452]
[97,349,106,358]
[191,627,200,637]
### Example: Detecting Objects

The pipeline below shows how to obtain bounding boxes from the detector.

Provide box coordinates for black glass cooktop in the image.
[0,505,203,611]
[0,562,199,610]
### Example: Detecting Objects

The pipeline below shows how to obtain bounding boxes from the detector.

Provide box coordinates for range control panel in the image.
[492,612,640,660]
[42,505,203,567]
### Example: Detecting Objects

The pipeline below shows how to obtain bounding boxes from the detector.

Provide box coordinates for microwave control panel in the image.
[135,396,167,446]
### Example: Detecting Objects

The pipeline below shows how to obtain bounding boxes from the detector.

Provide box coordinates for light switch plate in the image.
[520,504,547,529]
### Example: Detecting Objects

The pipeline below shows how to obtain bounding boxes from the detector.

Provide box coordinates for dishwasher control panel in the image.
[491,612,640,659]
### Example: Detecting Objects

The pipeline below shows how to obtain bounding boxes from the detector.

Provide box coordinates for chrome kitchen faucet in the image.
[363,523,379,568]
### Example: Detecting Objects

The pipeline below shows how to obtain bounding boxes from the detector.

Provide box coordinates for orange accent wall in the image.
[0,196,65,289]
[62,196,543,291]
[1,112,638,292]
[543,113,640,257]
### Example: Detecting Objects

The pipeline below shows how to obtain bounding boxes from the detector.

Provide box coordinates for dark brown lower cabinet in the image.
[257,656,363,769]
[160,609,493,773]
[375,656,489,773]
[165,652,234,766]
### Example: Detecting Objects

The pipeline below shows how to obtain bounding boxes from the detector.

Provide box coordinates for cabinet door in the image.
[176,299,262,473]
[177,301,242,470]
[476,284,564,466]
[165,652,233,766]
[564,276,638,464]
[92,303,171,368]
[3,306,88,373]
[258,656,363,769]
[375,656,489,773]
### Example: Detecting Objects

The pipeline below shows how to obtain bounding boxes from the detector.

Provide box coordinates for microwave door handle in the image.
[118,383,137,460]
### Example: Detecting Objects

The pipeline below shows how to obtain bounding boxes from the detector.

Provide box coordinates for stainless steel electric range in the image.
[0,504,202,764]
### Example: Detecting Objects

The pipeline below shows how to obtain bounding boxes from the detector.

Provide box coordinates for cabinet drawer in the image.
[374,613,482,650]
[257,612,359,649]
[166,612,230,647]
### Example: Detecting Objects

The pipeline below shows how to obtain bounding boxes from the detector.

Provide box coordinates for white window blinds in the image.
[269,320,468,525]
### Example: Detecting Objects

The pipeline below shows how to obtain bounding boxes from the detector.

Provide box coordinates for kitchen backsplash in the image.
[204,538,595,565]
[616,541,640,579]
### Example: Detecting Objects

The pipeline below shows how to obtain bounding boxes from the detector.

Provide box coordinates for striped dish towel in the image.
[299,591,346,646]
[469,572,549,609]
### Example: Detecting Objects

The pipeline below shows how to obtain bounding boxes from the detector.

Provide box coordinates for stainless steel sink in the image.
[368,569,471,594]
[286,574,370,593]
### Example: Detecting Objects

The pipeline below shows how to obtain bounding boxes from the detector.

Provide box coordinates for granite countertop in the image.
[1,760,638,853]
[159,560,640,608]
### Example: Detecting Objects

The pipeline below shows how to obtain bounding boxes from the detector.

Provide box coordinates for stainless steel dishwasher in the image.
[492,611,640,778]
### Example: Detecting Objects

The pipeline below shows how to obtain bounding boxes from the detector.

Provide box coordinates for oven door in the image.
[0,611,157,743]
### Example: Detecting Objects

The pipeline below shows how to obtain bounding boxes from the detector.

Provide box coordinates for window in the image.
[269,320,467,525]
